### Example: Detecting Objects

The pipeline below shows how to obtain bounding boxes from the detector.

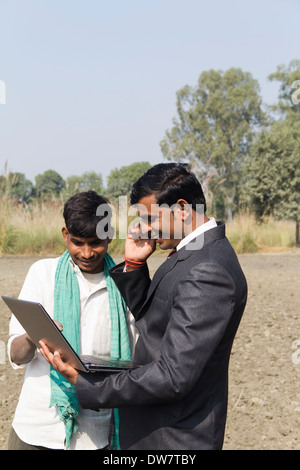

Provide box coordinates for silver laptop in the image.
[2,295,141,373]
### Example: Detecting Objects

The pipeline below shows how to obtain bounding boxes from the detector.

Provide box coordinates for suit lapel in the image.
[148,228,208,295]
[140,221,226,311]
[146,250,179,301]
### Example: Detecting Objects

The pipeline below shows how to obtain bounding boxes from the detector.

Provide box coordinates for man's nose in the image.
[81,245,94,258]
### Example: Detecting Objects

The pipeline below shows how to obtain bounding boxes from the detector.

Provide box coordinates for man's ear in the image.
[62,227,69,243]
[176,199,192,221]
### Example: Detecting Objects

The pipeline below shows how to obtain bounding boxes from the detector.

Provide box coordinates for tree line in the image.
[1,60,300,244]
[0,162,152,205]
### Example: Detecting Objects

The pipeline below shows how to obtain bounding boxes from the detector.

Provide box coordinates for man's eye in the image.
[71,240,83,246]
[90,241,102,247]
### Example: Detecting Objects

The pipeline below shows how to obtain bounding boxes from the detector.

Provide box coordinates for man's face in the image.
[62,228,111,273]
[136,194,183,250]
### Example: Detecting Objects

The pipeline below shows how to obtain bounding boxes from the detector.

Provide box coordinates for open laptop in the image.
[2,295,141,373]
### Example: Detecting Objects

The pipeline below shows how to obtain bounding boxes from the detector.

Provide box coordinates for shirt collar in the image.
[68,256,78,273]
[68,257,107,291]
[176,217,217,252]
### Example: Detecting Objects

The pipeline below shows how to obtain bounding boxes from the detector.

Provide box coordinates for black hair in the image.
[63,191,111,238]
[130,163,206,213]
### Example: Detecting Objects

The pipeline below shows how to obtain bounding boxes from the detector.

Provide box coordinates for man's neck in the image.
[184,212,210,238]
[176,215,217,252]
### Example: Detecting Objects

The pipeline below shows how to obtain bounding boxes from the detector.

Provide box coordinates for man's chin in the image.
[77,259,103,273]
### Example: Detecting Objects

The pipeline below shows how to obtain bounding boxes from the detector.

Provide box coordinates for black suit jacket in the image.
[76,222,247,450]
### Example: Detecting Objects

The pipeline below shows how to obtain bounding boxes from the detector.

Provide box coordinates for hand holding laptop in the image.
[10,320,63,367]
[3,296,141,373]
[39,340,79,385]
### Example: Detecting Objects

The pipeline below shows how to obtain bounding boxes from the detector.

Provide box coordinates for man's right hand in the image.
[10,333,37,366]
[10,321,63,366]
[124,224,156,266]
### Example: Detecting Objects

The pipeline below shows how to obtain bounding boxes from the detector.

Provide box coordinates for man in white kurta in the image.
[7,191,137,450]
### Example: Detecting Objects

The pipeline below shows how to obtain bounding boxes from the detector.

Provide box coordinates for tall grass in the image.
[226,213,295,253]
[0,197,66,255]
[0,196,17,254]
[0,196,297,256]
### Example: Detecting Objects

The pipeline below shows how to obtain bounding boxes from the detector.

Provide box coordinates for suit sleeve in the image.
[76,262,236,409]
[108,262,151,320]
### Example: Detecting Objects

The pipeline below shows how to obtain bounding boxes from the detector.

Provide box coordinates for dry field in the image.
[0,250,299,450]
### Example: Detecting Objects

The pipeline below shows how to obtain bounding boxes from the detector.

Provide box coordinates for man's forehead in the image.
[69,233,99,242]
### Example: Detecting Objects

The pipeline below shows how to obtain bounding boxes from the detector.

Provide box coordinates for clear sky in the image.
[0,0,300,185]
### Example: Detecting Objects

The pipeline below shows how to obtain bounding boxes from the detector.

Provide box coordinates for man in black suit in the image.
[40,163,247,450]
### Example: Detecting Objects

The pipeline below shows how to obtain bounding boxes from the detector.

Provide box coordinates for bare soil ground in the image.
[0,251,300,450]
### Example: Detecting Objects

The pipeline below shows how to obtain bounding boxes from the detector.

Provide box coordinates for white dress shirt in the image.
[7,256,137,450]
[176,217,217,251]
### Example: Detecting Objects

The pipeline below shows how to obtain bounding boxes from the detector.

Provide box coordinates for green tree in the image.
[268,59,300,121]
[65,171,104,198]
[106,162,152,200]
[0,172,35,203]
[64,175,82,197]
[79,171,104,193]
[106,179,132,201]
[246,120,300,245]
[160,68,265,220]
[35,170,65,199]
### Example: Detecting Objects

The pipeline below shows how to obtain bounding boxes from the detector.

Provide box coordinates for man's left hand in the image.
[39,341,79,385]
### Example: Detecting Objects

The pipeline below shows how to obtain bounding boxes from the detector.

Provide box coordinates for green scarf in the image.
[50,250,131,449]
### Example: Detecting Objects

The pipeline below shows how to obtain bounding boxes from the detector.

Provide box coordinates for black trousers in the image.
[7,427,62,450]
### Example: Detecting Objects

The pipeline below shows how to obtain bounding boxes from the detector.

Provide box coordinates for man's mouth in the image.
[79,258,97,266]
